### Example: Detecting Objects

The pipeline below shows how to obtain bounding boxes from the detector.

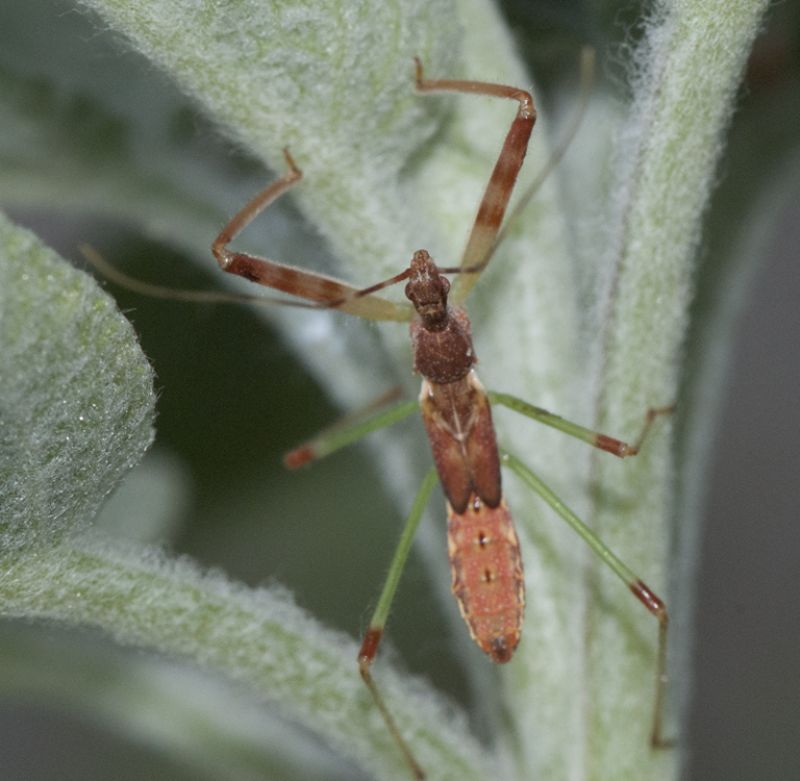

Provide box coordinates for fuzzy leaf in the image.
[0,622,365,781]
[0,212,155,551]
[1,539,492,781]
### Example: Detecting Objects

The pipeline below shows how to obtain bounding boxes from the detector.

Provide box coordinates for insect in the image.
[85,57,672,780]
[205,59,673,779]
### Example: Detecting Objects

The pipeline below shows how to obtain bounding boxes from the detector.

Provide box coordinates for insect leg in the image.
[358,468,439,780]
[283,391,417,469]
[413,59,536,303]
[502,450,673,748]
[490,391,674,458]
[212,148,409,321]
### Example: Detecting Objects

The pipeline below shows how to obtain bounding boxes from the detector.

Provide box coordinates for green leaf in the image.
[0,212,155,551]
[582,1,773,776]
[2,539,492,781]
[0,622,363,781]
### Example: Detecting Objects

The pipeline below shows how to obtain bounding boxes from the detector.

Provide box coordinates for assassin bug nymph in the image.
[208,59,674,779]
[87,57,674,781]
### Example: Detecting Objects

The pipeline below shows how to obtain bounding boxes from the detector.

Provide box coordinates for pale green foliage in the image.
[3,538,491,780]
[0,213,155,550]
[0,0,775,779]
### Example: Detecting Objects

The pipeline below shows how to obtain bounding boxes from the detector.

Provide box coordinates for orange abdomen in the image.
[447,496,525,663]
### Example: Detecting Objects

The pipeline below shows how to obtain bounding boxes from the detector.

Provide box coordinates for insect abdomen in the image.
[447,497,524,662]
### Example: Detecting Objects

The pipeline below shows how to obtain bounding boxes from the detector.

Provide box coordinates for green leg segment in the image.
[284,396,418,468]
[501,449,671,748]
[356,467,438,781]
[489,391,672,458]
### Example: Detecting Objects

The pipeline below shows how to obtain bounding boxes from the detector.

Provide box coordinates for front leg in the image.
[212,148,409,321]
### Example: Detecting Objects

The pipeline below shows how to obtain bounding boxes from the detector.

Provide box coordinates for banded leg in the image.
[210,60,537,317]
[413,58,537,304]
[502,450,672,748]
[283,390,417,469]
[285,51,539,314]
[490,392,674,458]
[78,244,323,309]
[358,468,439,781]
[286,399,439,777]
[492,47,595,259]
[212,148,410,321]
